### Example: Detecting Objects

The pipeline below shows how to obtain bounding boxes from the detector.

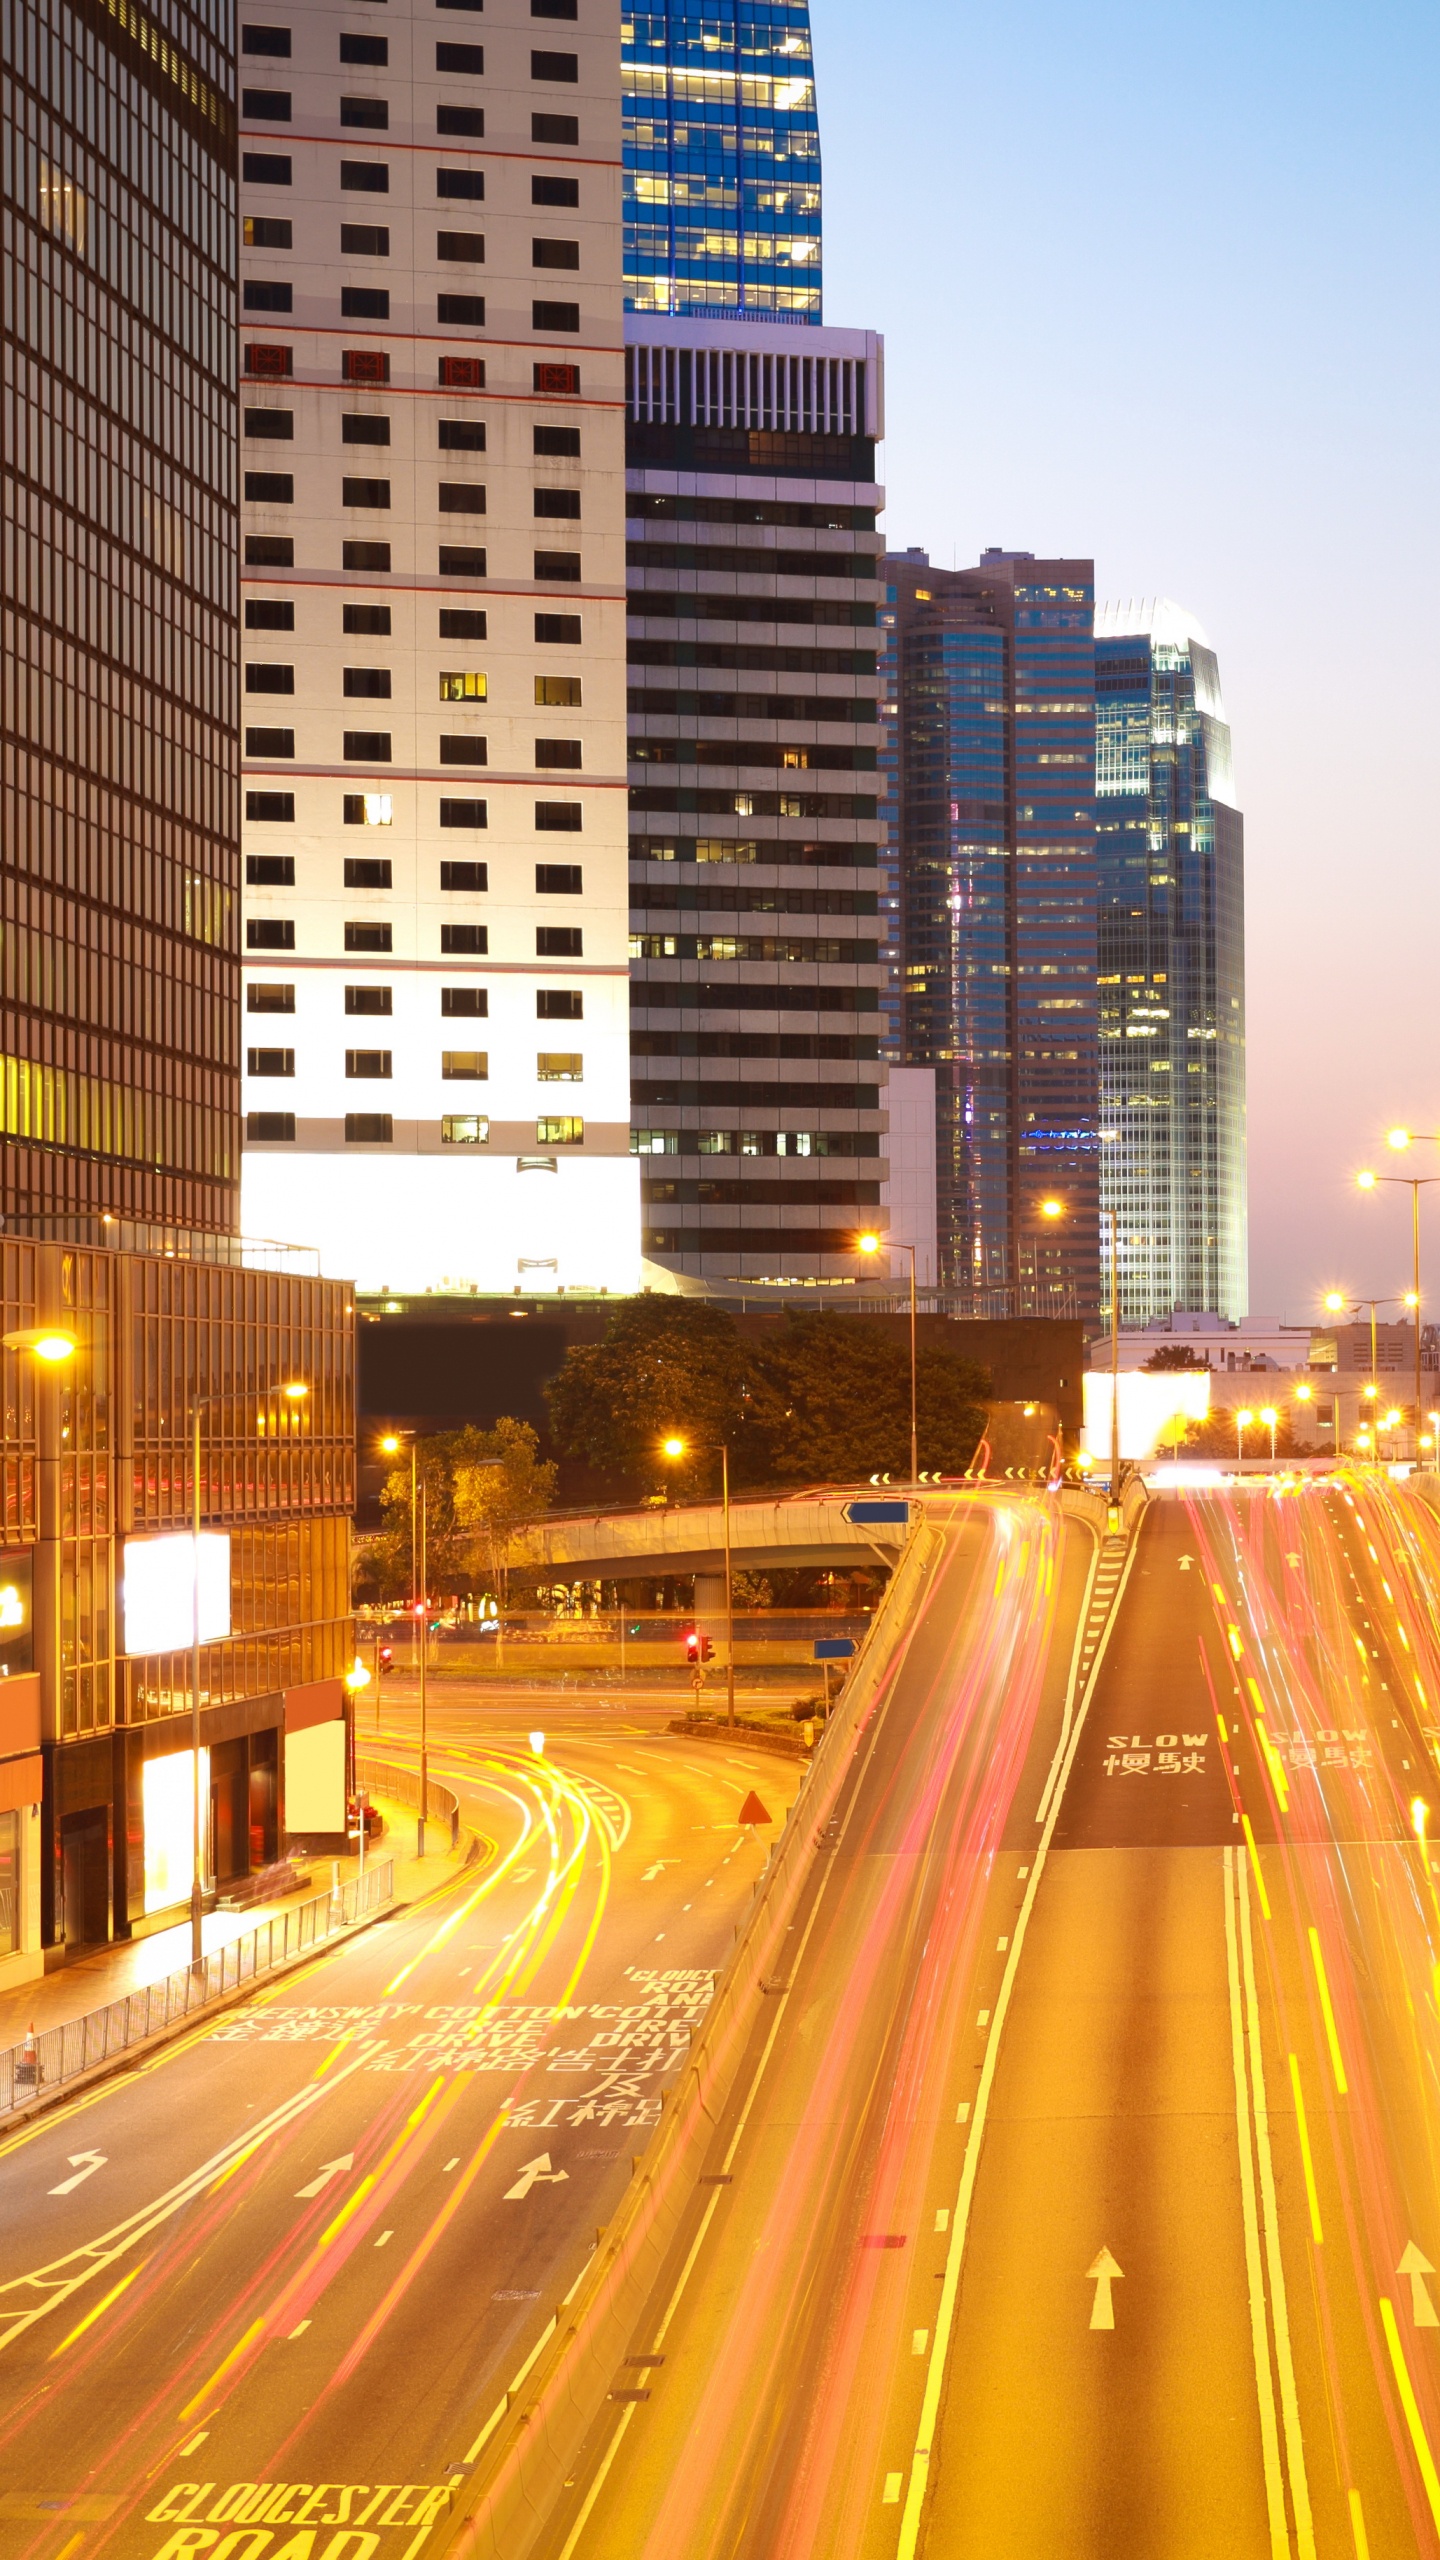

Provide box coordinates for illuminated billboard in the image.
[122,1533,231,1657]
[0,1550,34,1678]
[142,1746,210,1913]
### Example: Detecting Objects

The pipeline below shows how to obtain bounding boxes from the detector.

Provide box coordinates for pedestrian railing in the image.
[0,1857,395,2119]
[356,1755,461,1849]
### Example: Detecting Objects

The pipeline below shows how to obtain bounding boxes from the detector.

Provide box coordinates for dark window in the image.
[346,985,393,1015]
[344,730,392,759]
[345,1114,393,1142]
[438,482,485,512]
[437,40,483,68]
[534,486,580,517]
[535,611,581,642]
[439,419,486,450]
[247,853,295,883]
[533,361,579,393]
[242,23,290,52]
[245,662,294,692]
[347,1050,393,1079]
[442,986,488,1015]
[245,408,294,438]
[439,545,486,575]
[246,599,295,629]
[440,609,487,638]
[341,223,390,255]
[245,792,295,821]
[531,173,578,207]
[438,166,486,198]
[342,412,390,443]
[438,0,484,10]
[532,236,578,269]
[341,96,389,126]
[531,111,577,143]
[343,477,391,507]
[344,667,391,697]
[244,281,293,312]
[537,989,582,1019]
[344,856,393,888]
[243,87,292,117]
[341,160,389,190]
[440,802,487,829]
[438,294,486,325]
[534,423,579,455]
[537,852,585,882]
[441,859,487,887]
[439,355,485,388]
[438,105,484,134]
[532,0,576,14]
[343,540,391,571]
[248,982,295,1011]
[536,926,581,955]
[532,299,579,331]
[438,231,484,261]
[345,922,393,952]
[536,736,581,767]
[342,348,390,382]
[441,924,488,954]
[244,215,292,247]
[248,919,296,949]
[245,471,294,502]
[243,153,292,182]
[246,535,295,567]
[341,31,388,61]
[342,286,390,318]
[247,1045,295,1075]
[344,603,391,633]
[531,48,577,78]
[246,726,295,756]
[440,736,487,764]
[248,1112,296,1140]
[534,549,580,581]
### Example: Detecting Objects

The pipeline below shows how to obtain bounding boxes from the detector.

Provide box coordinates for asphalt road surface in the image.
[0,1712,797,2560]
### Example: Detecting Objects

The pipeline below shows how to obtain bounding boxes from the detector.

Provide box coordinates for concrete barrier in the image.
[437,1505,949,2560]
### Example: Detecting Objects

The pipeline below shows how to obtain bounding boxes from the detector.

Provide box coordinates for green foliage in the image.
[756,1313,989,1483]
[1141,1344,1210,1372]
[366,1419,557,1603]
[544,1297,762,1496]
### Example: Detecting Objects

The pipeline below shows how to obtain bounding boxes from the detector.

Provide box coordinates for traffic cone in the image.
[16,2024,37,2089]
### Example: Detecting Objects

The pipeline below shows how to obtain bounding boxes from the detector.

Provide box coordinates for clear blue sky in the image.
[816,0,1440,1321]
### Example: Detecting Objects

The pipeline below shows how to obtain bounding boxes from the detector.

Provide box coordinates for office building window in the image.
[340,32,387,62]
[533,237,578,270]
[245,661,294,692]
[439,419,486,450]
[442,1051,487,1079]
[532,174,578,206]
[440,611,487,640]
[342,416,390,447]
[439,546,486,575]
[534,423,580,455]
[440,859,487,889]
[242,24,290,54]
[341,97,388,128]
[441,986,487,1015]
[343,542,391,571]
[536,675,580,706]
[437,41,484,71]
[536,1115,583,1144]
[535,612,581,643]
[344,857,392,888]
[343,666,391,696]
[245,410,294,441]
[345,985,392,1014]
[345,922,393,952]
[438,232,484,263]
[438,167,486,199]
[248,984,295,1013]
[343,730,392,761]
[535,737,580,769]
[246,726,294,757]
[440,736,487,764]
[246,791,295,821]
[345,1114,393,1142]
[537,1052,581,1080]
[532,112,578,143]
[244,153,292,183]
[243,87,291,118]
[532,49,577,79]
[343,793,394,825]
[439,803,487,830]
[246,598,295,629]
[342,286,390,318]
[536,926,581,955]
[438,105,485,135]
[344,600,391,630]
[346,1050,392,1079]
[248,920,296,950]
[534,487,580,517]
[247,1047,294,1077]
[247,1112,297,1140]
[441,924,487,954]
[247,854,295,885]
[341,161,389,191]
[343,478,391,510]
[438,483,486,512]
[532,300,579,332]
[244,215,292,248]
[534,550,580,581]
[438,294,486,326]
[440,671,487,699]
[442,1115,489,1144]
[537,989,582,1020]
[245,473,294,505]
[245,281,293,312]
[631,1131,678,1155]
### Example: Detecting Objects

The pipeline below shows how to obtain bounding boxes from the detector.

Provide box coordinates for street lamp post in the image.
[1324,1286,1415,1466]
[1236,1408,1253,1471]
[855,1231,918,1487]
[381,1431,428,1856]
[1362,1132,1440,1464]
[662,1436,734,1729]
[1260,1405,1278,1463]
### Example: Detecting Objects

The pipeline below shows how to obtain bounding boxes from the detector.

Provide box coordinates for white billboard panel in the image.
[123,1533,232,1656]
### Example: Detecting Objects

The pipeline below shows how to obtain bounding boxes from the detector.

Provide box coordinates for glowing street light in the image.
[1236,1408,1254,1470]
[1260,1405,1279,1462]
[1,1327,78,1362]
[662,1434,735,1729]
[855,1229,919,1486]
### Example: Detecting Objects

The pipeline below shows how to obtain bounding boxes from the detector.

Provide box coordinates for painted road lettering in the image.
[146,2484,457,2548]
[1103,1734,1208,1777]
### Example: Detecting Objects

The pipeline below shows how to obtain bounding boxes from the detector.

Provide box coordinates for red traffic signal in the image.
[684,1629,714,1663]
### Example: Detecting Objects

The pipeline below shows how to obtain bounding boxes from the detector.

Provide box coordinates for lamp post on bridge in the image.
[661,1436,734,1731]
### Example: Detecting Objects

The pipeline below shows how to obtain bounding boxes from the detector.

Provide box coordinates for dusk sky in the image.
[817,0,1439,1323]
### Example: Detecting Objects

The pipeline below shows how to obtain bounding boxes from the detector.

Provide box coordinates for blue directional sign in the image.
[841,1499,911,1527]
[813,1637,856,1661]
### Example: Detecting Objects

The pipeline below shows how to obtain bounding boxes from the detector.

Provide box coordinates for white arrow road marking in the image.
[1398,2242,1439,2326]
[1178,1555,1195,1571]
[1286,1553,1302,1568]
[641,1861,679,1882]
[503,2152,570,2203]
[1086,2247,1123,2329]
[294,2154,354,2200]
[49,2152,107,2196]
[0,2042,382,2358]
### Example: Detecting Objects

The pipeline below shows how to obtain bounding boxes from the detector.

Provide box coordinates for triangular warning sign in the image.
[738,1791,772,1827]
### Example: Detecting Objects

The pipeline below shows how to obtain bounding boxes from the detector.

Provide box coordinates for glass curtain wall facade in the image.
[2,0,240,1229]
[1095,601,1247,1322]
[623,1,822,319]
[880,551,1100,1317]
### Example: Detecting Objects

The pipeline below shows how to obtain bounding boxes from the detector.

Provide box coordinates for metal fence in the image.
[0,1858,395,2119]
[356,1756,461,1848]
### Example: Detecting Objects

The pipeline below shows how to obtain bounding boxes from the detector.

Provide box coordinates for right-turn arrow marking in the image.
[1086,2246,1123,2330]
[1398,2241,1439,2326]
[295,2154,354,2200]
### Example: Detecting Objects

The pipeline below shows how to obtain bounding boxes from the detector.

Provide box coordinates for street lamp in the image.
[1361,1136,1440,1465]
[1260,1405,1278,1463]
[1236,1408,1254,1469]
[380,1430,429,1853]
[662,1434,734,1729]
[855,1230,918,1486]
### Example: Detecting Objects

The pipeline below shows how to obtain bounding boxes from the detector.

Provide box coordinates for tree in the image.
[545,1297,759,1496]
[1142,1345,1210,1372]
[750,1313,989,1483]
[452,1418,557,1658]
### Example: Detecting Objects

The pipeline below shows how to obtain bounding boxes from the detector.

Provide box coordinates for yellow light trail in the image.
[48,2261,146,2359]
[1381,2295,1440,2537]
[1288,2053,1323,2243]
[1241,1815,1271,1921]
[1309,1927,1349,2095]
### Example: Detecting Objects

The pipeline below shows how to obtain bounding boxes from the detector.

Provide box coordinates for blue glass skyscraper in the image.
[623,2,823,319]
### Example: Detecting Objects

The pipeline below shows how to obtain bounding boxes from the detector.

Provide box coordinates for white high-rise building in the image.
[237,0,638,1294]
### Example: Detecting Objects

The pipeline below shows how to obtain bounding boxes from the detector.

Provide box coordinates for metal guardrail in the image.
[0,1858,395,2119]
[356,1756,461,1849]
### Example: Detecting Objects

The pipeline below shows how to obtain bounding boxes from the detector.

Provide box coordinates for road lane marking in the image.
[48,2260,145,2358]
[1288,2055,1324,2244]
[1227,1849,1311,2560]
[376,2230,394,2248]
[933,2209,948,2233]
[1241,1814,1272,1920]
[1348,2486,1370,2555]
[911,2330,928,2355]
[1085,2248,1121,2330]
[1239,1856,1314,2557]
[1397,2243,1439,2327]
[1308,1927,1349,2093]
[1381,2294,1440,2535]
[295,2154,355,2199]
[48,2150,107,2196]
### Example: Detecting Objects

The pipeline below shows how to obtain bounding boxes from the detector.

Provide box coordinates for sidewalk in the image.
[0,1796,470,2054]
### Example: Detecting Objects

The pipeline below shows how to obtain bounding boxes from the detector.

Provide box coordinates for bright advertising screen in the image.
[142,1746,210,1914]
[122,1532,232,1657]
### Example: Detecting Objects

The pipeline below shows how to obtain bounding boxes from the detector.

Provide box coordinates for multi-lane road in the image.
[11,1477,1440,2560]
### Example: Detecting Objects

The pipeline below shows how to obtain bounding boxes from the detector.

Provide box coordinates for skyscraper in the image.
[3,0,239,1229]
[1095,600,1247,1321]
[880,551,1101,1316]
[235,0,637,1296]
[623,1,822,320]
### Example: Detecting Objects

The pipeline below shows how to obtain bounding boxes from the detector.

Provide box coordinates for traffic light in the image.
[684,1629,714,1663]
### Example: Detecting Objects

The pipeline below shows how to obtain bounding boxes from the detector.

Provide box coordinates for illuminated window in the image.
[439,672,487,700]
[442,1051,487,1079]
[536,1115,583,1145]
[631,1130,677,1154]
[537,1053,582,1081]
[535,675,582,706]
[442,1115,489,1144]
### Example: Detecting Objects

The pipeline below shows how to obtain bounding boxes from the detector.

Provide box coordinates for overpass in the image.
[525,1491,916,1579]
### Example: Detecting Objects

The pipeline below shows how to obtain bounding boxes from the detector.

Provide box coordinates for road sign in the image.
[738,1791,772,1829]
[842,1500,911,1527]
[813,1637,856,1661]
